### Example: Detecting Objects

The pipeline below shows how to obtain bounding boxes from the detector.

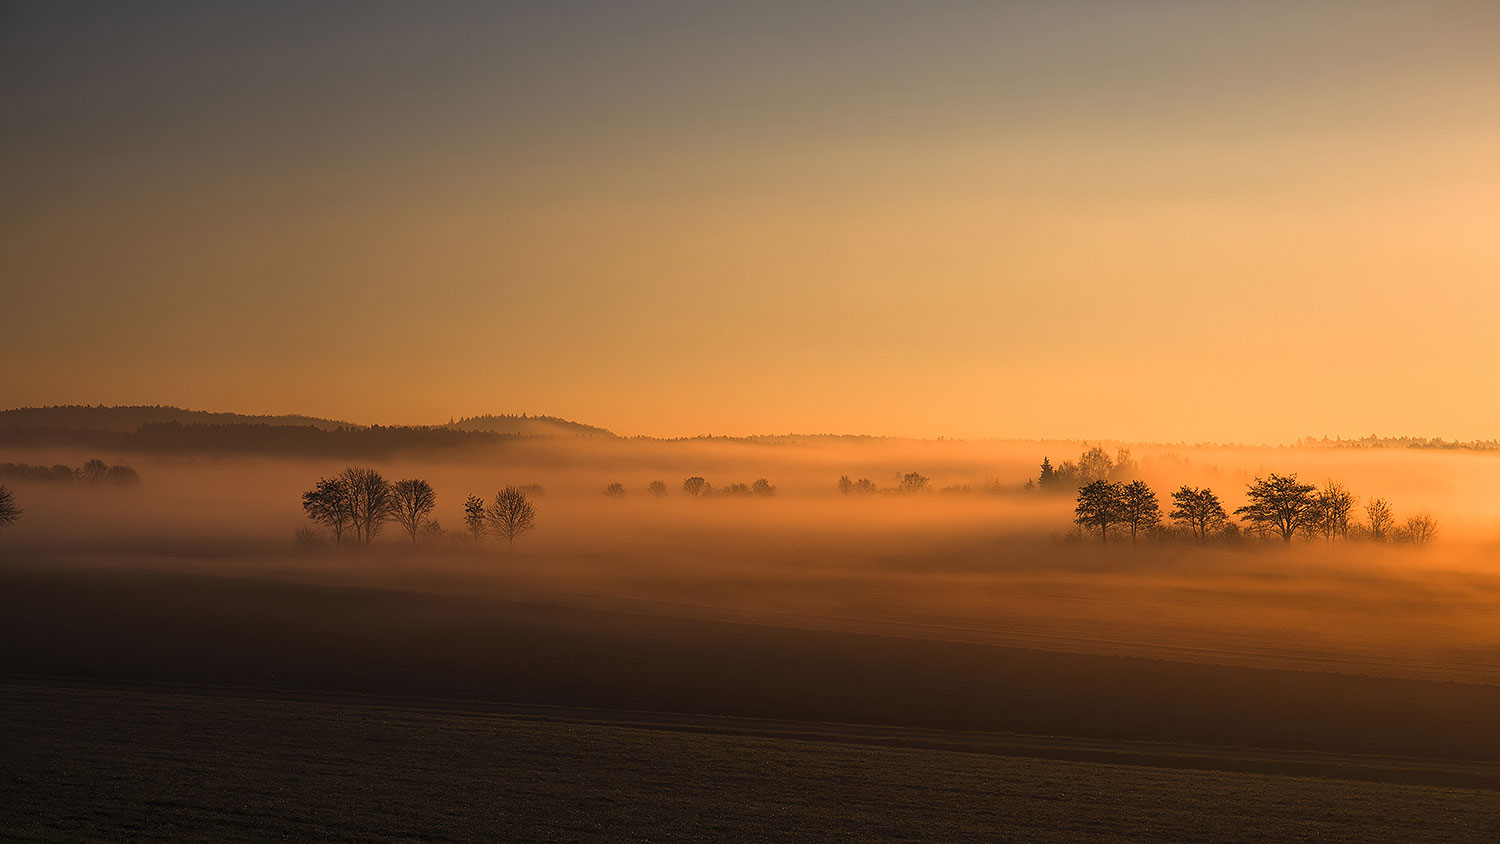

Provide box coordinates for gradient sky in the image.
[4,1,1498,441]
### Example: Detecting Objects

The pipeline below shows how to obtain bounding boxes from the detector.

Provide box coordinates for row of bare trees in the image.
[598,478,780,498]
[301,467,537,550]
[676,477,776,497]
[836,473,931,495]
[1072,473,1437,546]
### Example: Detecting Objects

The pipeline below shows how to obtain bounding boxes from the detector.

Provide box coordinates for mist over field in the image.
[6,432,1499,687]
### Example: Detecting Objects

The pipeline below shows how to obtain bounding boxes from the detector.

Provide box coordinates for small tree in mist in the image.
[487,486,537,547]
[1365,498,1394,543]
[898,473,930,494]
[391,478,437,547]
[293,526,326,550]
[81,458,109,485]
[1401,513,1438,546]
[1038,458,1057,490]
[463,495,487,546]
[340,466,396,548]
[1235,474,1316,543]
[0,484,21,529]
[104,465,141,486]
[1312,481,1356,542]
[1075,480,1123,544]
[301,477,354,549]
[751,478,776,497]
[1116,480,1160,545]
[851,478,878,494]
[682,477,707,497]
[837,475,853,495]
[604,483,628,498]
[647,480,669,498]
[1110,448,1138,481]
[1169,486,1227,543]
[1078,447,1114,485]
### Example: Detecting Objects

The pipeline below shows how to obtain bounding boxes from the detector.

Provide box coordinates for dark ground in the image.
[4,564,1500,841]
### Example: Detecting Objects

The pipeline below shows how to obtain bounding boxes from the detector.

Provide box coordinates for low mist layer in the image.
[3,434,1498,687]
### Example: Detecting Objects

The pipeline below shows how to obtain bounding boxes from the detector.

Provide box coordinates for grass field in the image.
[5,682,1499,843]
[6,551,1500,841]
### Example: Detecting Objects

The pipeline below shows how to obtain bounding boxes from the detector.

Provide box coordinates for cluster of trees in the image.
[672,477,776,497]
[0,458,140,486]
[1033,447,1138,493]
[300,467,537,550]
[1071,472,1438,547]
[836,473,931,495]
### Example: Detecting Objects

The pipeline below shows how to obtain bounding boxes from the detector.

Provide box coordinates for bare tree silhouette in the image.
[463,495,487,546]
[104,464,141,486]
[682,477,707,497]
[1075,480,1123,544]
[340,466,396,548]
[1078,447,1113,485]
[751,478,776,496]
[647,480,669,498]
[837,475,853,495]
[0,484,20,529]
[1402,513,1439,546]
[391,478,437,546]
[1313,481,1357,542]
[80,458,109,485]
[301,477,353,549]
[1366,498,1394,542]
[1117,480,1160,545]
[1168,486,1227,543]
[604,483,627,498]
[898,473,930,493]
[487,486,537,547]
[1235,474,1316,543]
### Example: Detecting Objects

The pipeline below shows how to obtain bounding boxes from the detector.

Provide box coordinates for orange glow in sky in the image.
[5,2,1498,441]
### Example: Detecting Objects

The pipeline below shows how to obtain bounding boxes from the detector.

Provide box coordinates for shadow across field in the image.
[3,565,1499,766]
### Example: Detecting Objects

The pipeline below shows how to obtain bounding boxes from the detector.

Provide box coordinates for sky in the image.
[4,0,1498,442]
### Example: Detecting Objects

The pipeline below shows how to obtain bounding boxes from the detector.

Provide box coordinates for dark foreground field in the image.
[5,682,1499,844]
[4,564,1500,841]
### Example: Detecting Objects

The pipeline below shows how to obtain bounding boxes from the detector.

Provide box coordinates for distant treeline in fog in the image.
[1296,434,1500,452]
[0,458,140,487]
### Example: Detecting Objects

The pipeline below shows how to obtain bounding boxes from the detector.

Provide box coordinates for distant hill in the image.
[0,405,615,456]
[0,406,614,438]
[0,405,355,432]
[446,414,615,438]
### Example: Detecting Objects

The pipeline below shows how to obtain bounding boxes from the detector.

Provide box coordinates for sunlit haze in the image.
[6,0,1498,439]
